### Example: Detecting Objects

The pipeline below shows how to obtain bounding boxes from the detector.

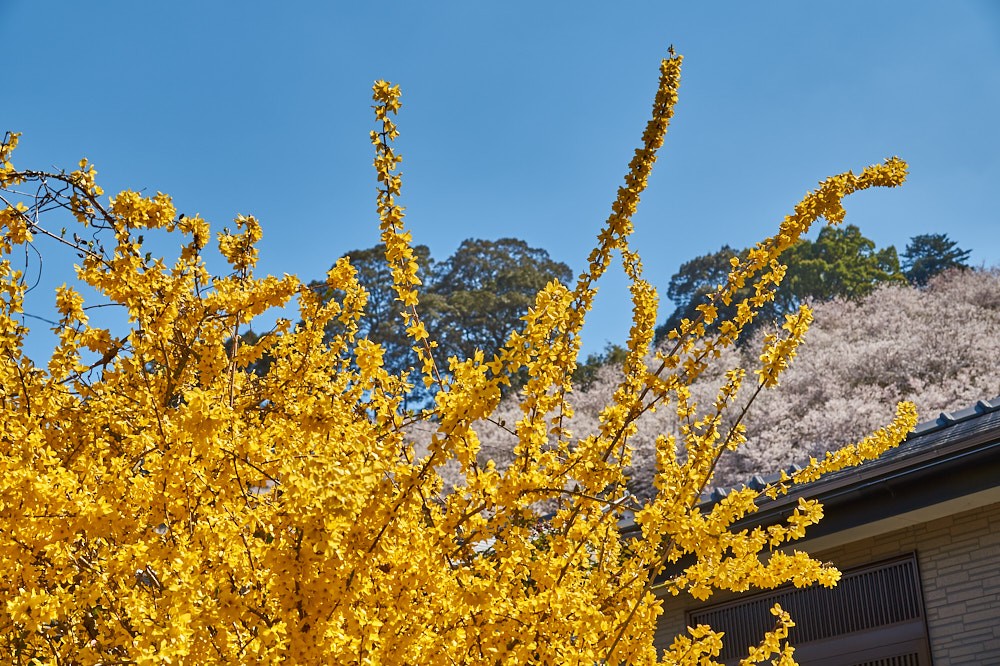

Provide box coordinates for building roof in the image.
[707,395,1000,550]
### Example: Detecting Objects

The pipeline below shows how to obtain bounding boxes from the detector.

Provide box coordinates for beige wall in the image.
[655,500,1000,664]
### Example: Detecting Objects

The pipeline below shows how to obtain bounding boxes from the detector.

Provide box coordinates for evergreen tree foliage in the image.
[656,225,905,344]
[656,245,749,341]
[778,224,904,308]
[901,232,972,286]
[310,238,571,400]
[308,243,436,402]
[429,237,572,364]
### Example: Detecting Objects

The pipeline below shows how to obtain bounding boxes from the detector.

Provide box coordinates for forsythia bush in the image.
[0,52,916,664]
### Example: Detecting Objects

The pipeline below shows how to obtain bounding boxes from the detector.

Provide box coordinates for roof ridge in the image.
[702,395,1000,503]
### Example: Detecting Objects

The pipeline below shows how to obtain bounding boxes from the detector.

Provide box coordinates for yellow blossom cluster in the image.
[0,51,916,665]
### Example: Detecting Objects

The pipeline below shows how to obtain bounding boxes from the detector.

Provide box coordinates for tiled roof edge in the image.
[703,395,1000,504]
[909,395,1000,436]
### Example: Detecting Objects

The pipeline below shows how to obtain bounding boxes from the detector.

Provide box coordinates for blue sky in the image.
[3,2,999,361]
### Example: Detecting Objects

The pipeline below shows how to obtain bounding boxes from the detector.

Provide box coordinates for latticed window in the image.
[687,554,931,665]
